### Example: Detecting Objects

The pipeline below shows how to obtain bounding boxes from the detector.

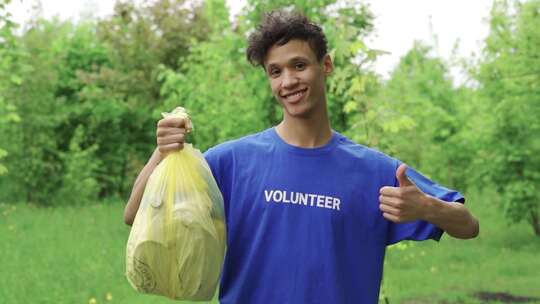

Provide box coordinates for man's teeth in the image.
[286,90,305,98]
[290,92,302,97]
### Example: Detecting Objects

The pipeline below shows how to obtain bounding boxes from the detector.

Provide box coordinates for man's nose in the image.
[281,70,299,88]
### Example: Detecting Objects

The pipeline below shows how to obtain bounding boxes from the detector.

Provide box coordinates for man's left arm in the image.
[379,164,479,239]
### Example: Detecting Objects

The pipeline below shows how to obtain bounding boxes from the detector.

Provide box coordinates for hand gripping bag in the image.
[126,107,226,301]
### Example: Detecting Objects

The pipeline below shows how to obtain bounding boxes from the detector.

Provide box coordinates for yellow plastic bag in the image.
[126,107,226,301]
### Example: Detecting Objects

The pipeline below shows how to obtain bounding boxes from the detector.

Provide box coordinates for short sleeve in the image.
[386,164,465,246]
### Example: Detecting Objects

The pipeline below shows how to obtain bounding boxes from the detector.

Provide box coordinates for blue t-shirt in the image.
[203,127,464,304]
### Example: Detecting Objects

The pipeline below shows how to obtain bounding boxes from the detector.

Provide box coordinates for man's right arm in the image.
[123,115,188,226]
[123,148,163,225]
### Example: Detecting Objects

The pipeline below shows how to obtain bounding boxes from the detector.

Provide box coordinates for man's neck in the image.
[275,110,332,148]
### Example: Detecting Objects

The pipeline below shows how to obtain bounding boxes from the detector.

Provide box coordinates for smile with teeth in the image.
[282,88,308,103]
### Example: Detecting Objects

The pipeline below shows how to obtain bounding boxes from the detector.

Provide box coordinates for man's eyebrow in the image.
[267,63,279,70]
[288,56,310,62]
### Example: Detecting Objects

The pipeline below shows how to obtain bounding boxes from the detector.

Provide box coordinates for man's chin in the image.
[276,99,316,119]
[283,106,314,119]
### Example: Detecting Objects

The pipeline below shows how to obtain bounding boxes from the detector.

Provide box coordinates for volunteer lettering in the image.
[264,189,341,211]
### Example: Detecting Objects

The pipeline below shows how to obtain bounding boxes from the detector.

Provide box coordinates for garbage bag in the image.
[126,107,226,301]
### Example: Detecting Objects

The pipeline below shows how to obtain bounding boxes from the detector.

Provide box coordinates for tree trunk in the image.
[531,211,540,237]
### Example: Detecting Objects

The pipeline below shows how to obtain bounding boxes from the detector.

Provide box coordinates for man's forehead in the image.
[264,40,316,67]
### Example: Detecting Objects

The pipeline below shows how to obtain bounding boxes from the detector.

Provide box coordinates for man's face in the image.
[264,39,333,119]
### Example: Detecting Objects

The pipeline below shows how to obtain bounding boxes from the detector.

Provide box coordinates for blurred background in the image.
[0,0,538,303]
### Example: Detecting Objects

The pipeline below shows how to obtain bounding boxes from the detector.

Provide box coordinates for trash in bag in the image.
[126,107,226,301]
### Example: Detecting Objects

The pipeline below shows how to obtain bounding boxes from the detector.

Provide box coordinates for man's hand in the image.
[378,164,430,223]
[156,115,188,155]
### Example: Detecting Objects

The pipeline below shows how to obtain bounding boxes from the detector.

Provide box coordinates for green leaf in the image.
[9,75,22,85]
[0,164,7,175]
[343,100,357,114]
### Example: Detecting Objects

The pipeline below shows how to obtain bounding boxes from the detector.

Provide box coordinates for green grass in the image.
[382,189,540,303]
[0,201,218,304]
[1,189,539,304]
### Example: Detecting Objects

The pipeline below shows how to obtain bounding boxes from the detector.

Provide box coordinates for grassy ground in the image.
[382,189,540,303]
[1,189,539,304]
[0,200,218,304]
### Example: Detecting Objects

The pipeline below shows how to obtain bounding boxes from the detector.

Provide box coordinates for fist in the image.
[378,164,429,223]
[156,116,189,154]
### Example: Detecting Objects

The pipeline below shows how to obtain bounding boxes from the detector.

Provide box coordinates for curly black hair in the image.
[246,9,328,67]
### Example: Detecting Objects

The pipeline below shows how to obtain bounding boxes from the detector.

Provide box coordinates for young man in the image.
[124,10,479,304]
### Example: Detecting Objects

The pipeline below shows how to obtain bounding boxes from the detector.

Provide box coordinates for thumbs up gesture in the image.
[379,164,430,223]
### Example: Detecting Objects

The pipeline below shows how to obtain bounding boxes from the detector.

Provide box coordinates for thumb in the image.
[396,163,413,187]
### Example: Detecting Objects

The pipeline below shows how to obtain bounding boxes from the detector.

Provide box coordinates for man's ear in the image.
[322,54,333,75]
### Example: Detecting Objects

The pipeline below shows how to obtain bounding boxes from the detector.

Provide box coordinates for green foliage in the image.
[1,18,67,204]
[0,0,213,205]
[323,3,378,133]
[0,0,21,176]
[350,42,469,189]
[476,0,540,236]
[76,0,212,198]
[159,1,271,150]
[54,125,101,206]
[1,19,113,204]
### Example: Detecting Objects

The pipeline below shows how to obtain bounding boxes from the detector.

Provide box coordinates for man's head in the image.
[246,10,333,119]
[246,10,328,67]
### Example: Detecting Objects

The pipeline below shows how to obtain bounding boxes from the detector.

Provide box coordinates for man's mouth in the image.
[281,88,308,103]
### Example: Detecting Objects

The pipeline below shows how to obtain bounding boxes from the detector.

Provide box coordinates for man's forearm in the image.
[124,148,164,225]
[422,196,479,239]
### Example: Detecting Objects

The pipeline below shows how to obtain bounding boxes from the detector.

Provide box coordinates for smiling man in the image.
[124,9,479,304]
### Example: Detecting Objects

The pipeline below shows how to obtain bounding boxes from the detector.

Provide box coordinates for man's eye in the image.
[270,69,280,77]
[295,62,306,70]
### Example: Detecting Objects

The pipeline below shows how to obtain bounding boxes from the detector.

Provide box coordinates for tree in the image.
[476,0,540,236]
[76,0,212,198]
[0,0,21,180]
[159,0,271,151]
[2,19,87,204]
[354,42,469,189]
[0,0,214,205]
